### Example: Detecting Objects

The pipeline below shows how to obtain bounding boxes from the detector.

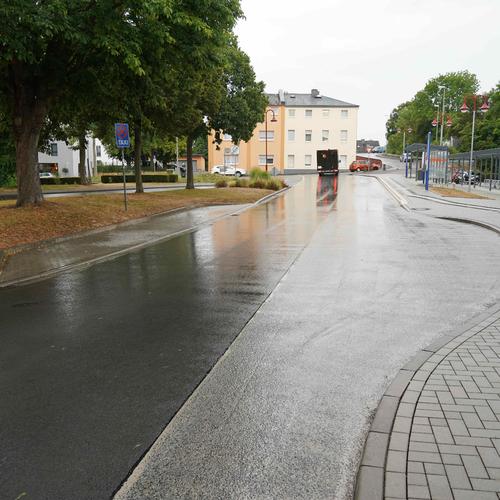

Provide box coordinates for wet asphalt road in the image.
[0,176,335,499]
[1,174,500,499]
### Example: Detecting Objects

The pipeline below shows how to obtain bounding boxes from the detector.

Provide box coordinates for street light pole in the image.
[461,95,489,192]
[439,86,448,146]
[264,109,277,173]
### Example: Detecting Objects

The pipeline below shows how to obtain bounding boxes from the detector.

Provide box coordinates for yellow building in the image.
[208,89,359,174]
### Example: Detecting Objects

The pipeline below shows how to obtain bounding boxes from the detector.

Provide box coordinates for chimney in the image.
[278,89,285,104]
[311,89,320,97]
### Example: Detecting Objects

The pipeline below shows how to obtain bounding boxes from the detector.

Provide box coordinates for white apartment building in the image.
[38,137,115,177]
[283,89,358,173]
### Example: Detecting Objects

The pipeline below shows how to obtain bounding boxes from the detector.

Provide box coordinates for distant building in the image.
[208,89,359,173]
[38,137,114,177]
[357,139,380,154]
[177,154,206,172]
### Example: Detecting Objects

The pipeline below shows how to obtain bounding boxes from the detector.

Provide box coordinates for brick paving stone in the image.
[478,447,500,468]
[407,484,431,499]
[427,474,453,500]
[462,455,489,479]
[444,464,472,489]
[368,314,500,500]
[385,471,406,498]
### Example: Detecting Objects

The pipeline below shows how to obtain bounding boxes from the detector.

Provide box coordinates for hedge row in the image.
[101,174,178,183]
[40,177,81,185]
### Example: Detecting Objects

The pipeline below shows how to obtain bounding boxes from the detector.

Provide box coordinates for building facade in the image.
[208,89,358,173]
[38,137,114,177]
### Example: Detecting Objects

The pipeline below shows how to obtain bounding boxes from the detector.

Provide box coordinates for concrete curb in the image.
[354,304,500,500]
[435,216,500,236]
[0,185,291,289]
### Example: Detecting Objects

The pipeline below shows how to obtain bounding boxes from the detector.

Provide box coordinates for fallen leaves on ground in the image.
[0,188,272,249]
[430,187,492,200]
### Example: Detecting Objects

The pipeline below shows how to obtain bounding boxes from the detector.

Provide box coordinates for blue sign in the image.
[115,123,130,148]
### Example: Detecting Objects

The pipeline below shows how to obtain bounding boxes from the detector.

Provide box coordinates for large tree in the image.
[386,71,480,153]
[0,0,174,206]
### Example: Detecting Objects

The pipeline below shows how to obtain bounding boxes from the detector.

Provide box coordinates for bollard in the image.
[383,163,386,171]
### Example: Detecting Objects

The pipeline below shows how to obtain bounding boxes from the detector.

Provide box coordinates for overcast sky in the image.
[235,0,500,144]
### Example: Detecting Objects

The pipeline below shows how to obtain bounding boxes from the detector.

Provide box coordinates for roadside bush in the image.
[194,173,236,183]
[232,178,249,188]
[0,161,16,187]
[215,179,228,188]
[40,177,61,185]
[265,178,282,191]
[249,179,266,189]
[101,174,178,183]
[249,167,270,182]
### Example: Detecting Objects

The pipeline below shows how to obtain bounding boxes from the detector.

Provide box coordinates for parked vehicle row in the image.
[451,170,480,185]
[349,159,381,172]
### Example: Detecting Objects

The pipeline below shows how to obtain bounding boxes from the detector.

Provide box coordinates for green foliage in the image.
[194,173,235,183]
[386,71,480,153]
[0,160,16,187]
[215,179,228,188]
[231,178,249,188]
[40,177,82,185]
[249,168,271,181]
[101,174,178,184]
[264,179,283,191]
[249,179,266,189]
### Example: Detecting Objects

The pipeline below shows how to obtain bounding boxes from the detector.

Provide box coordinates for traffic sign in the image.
[115,123,130,148]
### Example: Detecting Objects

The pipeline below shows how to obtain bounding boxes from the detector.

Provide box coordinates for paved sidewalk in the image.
[356,308,500,500]
[0,204,245,287]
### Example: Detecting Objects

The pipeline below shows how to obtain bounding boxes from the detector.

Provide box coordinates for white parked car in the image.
[211,165,246,177]
[39,172,55,178]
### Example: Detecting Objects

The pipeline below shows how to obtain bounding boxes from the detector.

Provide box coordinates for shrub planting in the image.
[101,174,178,184]
[265,178,282,191]
[215,179,228,188]
[40,177,82,185]
[249,167,271,182]
[249,179,266,189]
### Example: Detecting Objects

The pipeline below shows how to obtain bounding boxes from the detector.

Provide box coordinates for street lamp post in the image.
[438,85,448,146]
[398,127,413,178]
[461,95,489,191]
[264,108,277,173]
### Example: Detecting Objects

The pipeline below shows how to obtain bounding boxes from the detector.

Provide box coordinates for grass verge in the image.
[0,188,272,250]
[430,187,492,200]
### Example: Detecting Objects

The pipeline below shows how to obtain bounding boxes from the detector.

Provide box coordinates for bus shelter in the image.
[449,148,500,191]
[405,143,449,185]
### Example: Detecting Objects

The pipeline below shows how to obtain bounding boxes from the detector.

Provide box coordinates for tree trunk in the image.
[134,121,144,193]
[78,133,89,185]
[11,67,46,206]
[186,134,194,190]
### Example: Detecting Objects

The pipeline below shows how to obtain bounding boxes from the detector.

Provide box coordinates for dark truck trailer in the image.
[317,149,339,176]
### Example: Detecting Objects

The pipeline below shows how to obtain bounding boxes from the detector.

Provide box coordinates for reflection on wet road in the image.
[2,174,499,500]
[0,176,336,499]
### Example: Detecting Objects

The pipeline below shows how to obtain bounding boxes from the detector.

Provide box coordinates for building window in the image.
[288,109,295,118]
[259,130,274,141]
[50,143,58,156]
[322,130,329,142]
[341,110,349,119]
[322,109,330,118]
[340,155,347,166]
[305,155,312,167]
[96,145,102,157]
[288,129,295,141]
[341,130,348,143]
[223,133,232,141]
[258,155,274,166]
[305,130,312,142]
[224,145,239,166]
[287,155,295,168]
[305,109,312,118]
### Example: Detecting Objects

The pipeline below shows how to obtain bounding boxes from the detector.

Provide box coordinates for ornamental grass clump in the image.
[232,178,249,188]
[249,179,266,189]
[249,167,270,182]
[215,179,228,188]
[265,178,282,191]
